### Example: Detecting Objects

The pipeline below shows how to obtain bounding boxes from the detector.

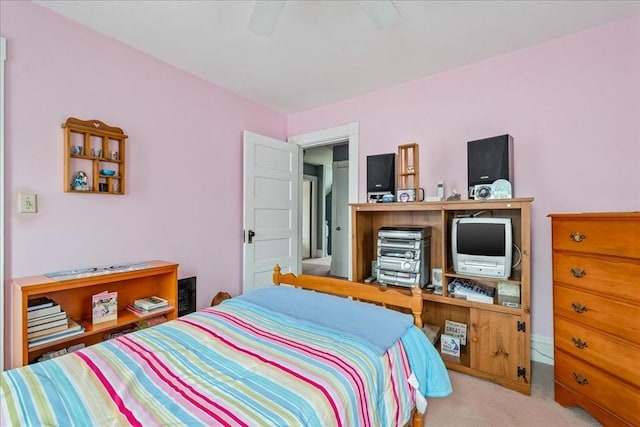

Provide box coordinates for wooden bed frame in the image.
[272,265,425,427]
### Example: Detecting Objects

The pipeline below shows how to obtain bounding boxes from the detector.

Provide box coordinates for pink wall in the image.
[1,1,287,361]
[2,1,638,360]
[289,17,640,338]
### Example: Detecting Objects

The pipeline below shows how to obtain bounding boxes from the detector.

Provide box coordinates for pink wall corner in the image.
[288,17,640,339]
[1,1,287,365]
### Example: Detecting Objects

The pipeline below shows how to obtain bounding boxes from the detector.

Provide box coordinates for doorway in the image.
[289,122,359,280]
[301,145,345,277]
[301,174,317,259]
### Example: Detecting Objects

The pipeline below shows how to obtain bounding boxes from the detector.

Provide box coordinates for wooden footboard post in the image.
[411,286,423,328]
[273,264,282,285]
[412,410,423,427]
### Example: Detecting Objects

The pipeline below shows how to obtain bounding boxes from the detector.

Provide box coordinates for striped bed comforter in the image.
[1,298,426,426]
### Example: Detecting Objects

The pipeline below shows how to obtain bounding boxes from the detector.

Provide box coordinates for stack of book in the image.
[447,277,495,304]
[127,296,169,316]
[27,297,85,348]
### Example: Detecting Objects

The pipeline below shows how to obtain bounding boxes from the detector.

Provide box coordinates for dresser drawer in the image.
[554,285,640,344]
[552,219,640,258]
[554,317,640,386]
[553,253,640,303]
[555,351,640,426]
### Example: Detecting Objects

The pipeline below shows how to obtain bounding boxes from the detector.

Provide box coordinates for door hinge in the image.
[518,366,527,379]
[517,321,526,333]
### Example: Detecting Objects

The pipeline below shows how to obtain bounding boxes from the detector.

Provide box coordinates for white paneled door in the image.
[330,160,349,278]
[243,131,300,293]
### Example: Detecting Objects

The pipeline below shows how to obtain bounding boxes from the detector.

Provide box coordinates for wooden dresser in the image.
[549,212,640,427]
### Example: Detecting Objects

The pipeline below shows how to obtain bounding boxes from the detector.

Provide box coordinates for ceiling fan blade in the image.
[359,0,400,28]
[248,1,286,36]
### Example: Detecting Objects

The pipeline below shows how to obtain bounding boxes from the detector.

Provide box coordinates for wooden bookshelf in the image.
[11,260,178,368]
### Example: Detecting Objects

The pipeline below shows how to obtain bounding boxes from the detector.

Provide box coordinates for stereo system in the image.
[377,226,431,288]
[467,134,513,200]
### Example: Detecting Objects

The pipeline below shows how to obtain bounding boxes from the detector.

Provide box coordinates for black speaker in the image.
[367,153,396,197]
[467,134,513,195]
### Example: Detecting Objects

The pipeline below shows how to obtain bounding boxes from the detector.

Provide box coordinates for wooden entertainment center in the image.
[352,198,533,394]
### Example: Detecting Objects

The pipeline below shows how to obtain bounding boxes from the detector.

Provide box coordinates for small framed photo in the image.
[441,334,461,357]
[432,268,443,287]
[92,291,118,324]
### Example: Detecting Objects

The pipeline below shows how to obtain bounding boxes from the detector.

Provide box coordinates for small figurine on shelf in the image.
[71,171,90,191]
[446,188,461,201]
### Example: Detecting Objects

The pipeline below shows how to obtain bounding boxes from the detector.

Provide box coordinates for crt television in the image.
[451,217,513,279]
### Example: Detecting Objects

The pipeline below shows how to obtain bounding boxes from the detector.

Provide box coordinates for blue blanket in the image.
[234,286,452,397]
[236,286,414,355]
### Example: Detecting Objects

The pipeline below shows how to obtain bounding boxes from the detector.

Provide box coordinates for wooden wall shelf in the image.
[397,143,420,193]
[63,117,127,195]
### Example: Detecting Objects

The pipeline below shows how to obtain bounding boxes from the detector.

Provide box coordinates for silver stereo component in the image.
[377,238,423,250]
[378,257,421,273]
[378,247,422,260]
[377,226,431,288]
[378,270,422,287]
[378,227,430,240]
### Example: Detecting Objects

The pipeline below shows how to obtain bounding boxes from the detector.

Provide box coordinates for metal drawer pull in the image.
[571,302,588,313]
[572,372,589,385]
[571,337,588,349]
[570,268,586,278]
[569,232,586,242]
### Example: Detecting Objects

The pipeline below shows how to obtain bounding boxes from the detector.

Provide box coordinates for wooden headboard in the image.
[272,265,423,328]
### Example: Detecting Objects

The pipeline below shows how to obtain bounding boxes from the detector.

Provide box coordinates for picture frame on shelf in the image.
[92,291,118,324]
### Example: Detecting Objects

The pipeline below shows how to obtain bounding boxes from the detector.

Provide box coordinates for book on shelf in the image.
[27,311,67,327]
[448,277,495,304]
[27,303,62,321]
[134,296,168,311]
[136,315,168,329]
[421,323,441,345]
[126,304,170,317]
[465,293,494,304]
[27,318,70,335]
[28,319,85,348]
[92,290,118,324]
[27,296,55,312]
[38,344,85,362]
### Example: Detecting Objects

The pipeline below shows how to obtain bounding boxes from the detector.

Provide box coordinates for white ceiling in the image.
[36,0,640,114]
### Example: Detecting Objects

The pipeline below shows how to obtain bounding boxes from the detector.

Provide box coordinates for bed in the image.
[1,266,451,426]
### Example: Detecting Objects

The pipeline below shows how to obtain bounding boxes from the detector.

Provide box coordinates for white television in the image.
[451,217,513,279]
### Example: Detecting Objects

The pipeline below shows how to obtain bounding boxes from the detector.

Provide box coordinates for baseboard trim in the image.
[531,334,554,365]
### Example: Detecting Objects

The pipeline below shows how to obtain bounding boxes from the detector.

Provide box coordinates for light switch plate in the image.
[19,192,37,213]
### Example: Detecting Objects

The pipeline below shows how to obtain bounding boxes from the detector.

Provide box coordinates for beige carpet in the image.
[302,256,332,276]
[423,362,601,426]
